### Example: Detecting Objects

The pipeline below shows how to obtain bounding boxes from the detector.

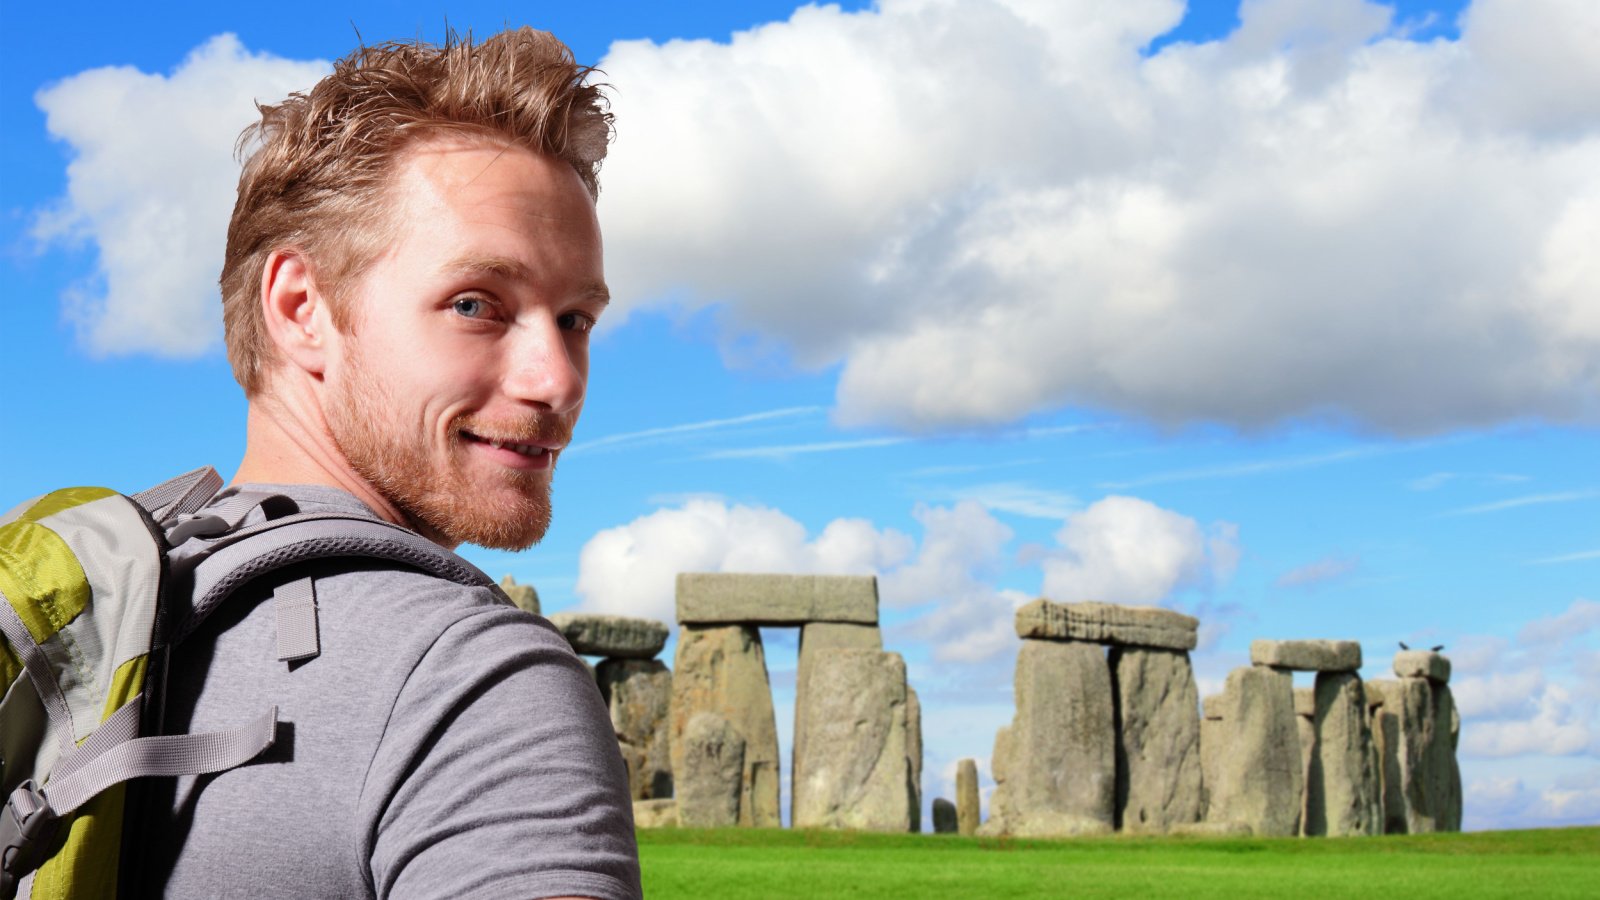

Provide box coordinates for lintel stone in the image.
[1014,599,1197,650]
[1394,650,1451,683]
[547,613,669,659]
[676,573,878,625]
[1250,639,1362,672]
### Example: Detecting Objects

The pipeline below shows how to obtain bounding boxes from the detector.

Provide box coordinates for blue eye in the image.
[452,297,487,318]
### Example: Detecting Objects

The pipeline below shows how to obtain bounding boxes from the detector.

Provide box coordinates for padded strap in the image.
[131,467,223,523]
[274,577,319,662]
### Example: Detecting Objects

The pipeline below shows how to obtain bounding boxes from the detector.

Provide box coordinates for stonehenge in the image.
[983,600,1200,837]
[956,758,980,835]
[674,573,921,832]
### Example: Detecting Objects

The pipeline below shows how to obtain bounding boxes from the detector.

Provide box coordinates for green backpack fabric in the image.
[1,468,493,899]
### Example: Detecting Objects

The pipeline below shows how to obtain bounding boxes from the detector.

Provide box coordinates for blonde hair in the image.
[220,28,611,395]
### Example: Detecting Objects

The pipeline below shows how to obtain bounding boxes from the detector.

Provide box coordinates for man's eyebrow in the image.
[444,256,611,307]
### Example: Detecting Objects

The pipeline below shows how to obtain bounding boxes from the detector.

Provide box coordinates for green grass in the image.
[638,826,1600,898]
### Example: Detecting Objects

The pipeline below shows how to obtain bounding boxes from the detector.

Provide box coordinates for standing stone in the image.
[498,574,540,615]
[932,799,959,834]
[677,712,744,828]
[1208,666,1302,836]
[793,623,883,816]
[792,649,915,832]
[677,573,878,625]
[1307,672,1380,836]
[1110,647,1203,833]
[1199,695,1225,821]
[547,613,669,659]
[596,658,674,799]
[1294,687,1316,836]
[1396,677,1463,834]
[980,640,1115,837]
[956,758,980,836]
[907,685,923,833]
[1365,679,1407,834]
[670,624,781,827]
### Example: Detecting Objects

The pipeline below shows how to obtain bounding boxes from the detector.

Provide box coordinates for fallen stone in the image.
[1111,646,1202,833]
[632,799,678,829]
[677,712,744,828]
[794,622,884,815]
[792,649,915,832]
[548,613,669,659]
[597,658,674,799]
[1206,666,1302,837]
[676,573,878,625]
[670,624,781,827]
[981,640,1115,837]
[956,759,980,836]
[907,684,923,834]
[1394,650,1451,683]
[1015,600,1198,651]
[932,798,958,834]
[498,574,540,615]
[1306,672,1380,836]
[1251,639,1362,672]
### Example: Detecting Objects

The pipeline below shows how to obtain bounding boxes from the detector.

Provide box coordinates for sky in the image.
[2,0,1596,832]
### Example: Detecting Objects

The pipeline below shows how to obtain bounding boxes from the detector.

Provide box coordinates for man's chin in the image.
[411,494,552,551]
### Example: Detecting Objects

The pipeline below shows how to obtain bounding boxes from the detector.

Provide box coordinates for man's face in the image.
[323,138,607,549]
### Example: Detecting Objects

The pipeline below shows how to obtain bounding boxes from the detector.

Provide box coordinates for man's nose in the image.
[503,319,585,414]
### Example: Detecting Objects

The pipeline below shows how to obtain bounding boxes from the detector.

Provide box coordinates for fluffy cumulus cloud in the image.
[34,35,328,356]
[1039,495,1238,604]
[594,0,1600,432]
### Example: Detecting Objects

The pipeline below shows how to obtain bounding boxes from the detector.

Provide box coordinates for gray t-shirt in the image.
[136,484,641,899]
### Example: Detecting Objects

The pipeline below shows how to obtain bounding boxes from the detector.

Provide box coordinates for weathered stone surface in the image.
[932,798,958,834]
[1111,647,1202,833]
[670,625,781,827]
[1296,706,1316,836]
[980,640,1115,837]
[794,622,884,815]
[1365,678,1398,711]
[956,758,980,836]
[907,685,923,833]
[632,799,678,828]
[1367,680,1407,834]
[498,574,540,615]
[1251,639,1362,672]
[792,649,915,832]
[548,613,668,659]
[677,712,744,828]
[1201,694,1225,720]
[1394,678,1462,833]
[1199,715,1225,820]
[597,658,674,800]
[1306,672,1380,836]
[1206,666,1302,837]
[1394,650,1451,683]
[1015,600,1198,650]
[1294,687,1316,718]
[676,573,878,625]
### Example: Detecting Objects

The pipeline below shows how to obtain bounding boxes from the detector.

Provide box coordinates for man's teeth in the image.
[487,439,544,457]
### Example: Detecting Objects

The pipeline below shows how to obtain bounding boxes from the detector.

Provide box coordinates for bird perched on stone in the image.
[1399,641,1410,650]
[1431,644,1445,652]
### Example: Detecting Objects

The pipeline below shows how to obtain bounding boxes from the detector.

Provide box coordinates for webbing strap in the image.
[0,594,76,756]
[38,707,278,817]
[274,577,319,662]
[131,467,223,523]
[49,698,142,783]
[164,490,279,545]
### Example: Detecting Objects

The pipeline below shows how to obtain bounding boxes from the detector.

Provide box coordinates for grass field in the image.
[638,826,1600,898]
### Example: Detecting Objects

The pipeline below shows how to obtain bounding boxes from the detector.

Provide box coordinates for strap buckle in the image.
[1,781,59,900]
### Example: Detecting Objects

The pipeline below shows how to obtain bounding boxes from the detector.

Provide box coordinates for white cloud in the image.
[1274,554,1358,588]
[573,499,914,621]
[1454,669,1546,719]
[1518,598,1600,646]
[593,0,1600,433]
[34,35,328,357]
[1463,683,1592,758]
[1039,495,1238,604]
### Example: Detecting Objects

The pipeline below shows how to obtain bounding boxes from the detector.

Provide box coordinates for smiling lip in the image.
[461,430,561,470]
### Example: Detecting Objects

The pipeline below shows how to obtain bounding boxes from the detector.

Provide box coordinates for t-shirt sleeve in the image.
[360,599,641,900]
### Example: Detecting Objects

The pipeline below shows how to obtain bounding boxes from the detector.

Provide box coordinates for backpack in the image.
[0,467,496,899]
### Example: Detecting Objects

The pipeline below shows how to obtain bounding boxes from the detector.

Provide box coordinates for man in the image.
[136,29,640,899]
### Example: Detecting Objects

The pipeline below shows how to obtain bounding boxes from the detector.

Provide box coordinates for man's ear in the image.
[261,249,335,377]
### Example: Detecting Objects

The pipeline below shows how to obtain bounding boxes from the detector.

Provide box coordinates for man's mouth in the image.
[461,429,557,462]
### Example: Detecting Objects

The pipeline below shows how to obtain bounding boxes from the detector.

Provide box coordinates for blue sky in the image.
[3,0,1596,831]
